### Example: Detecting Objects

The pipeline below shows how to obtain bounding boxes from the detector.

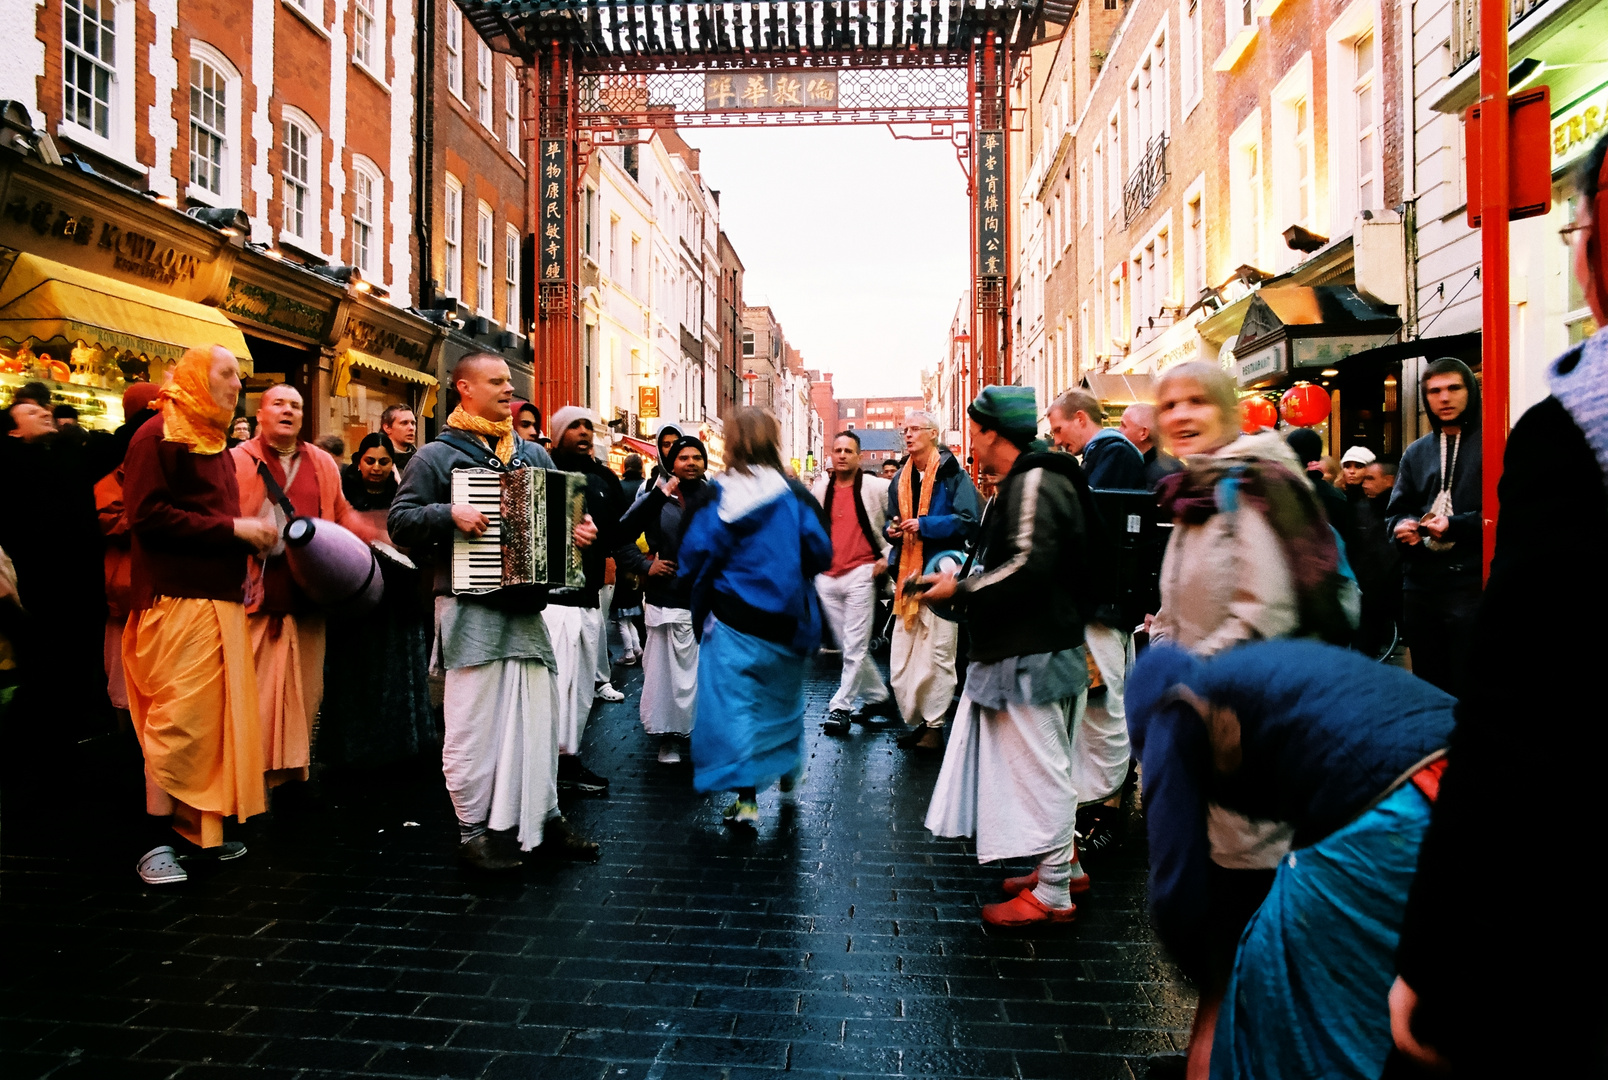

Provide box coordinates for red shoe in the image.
[1002,869,1092,899]
[981,888,1077,927]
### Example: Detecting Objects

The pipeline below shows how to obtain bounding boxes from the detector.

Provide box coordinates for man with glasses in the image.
[884,411,981,752]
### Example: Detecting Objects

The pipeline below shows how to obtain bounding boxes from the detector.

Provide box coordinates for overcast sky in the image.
[688,126,969,399]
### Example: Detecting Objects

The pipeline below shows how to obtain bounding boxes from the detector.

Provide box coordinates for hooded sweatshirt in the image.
[1385,358,1483,589]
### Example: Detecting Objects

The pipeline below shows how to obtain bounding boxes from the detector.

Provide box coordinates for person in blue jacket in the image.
[677,408,833,827]
[1126,640,1455,1080]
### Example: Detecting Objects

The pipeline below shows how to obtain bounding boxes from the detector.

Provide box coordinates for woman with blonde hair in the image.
[677,408,833,826]
[1141,359,1353,1077]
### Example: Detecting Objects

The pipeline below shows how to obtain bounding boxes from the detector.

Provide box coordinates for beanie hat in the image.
[1285,427,1325,467]
[122,381,162,416]
[966,385,1038,441]
[549,405,597,436]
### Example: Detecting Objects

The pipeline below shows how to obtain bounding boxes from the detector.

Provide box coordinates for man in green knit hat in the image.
[918,385,1103,927]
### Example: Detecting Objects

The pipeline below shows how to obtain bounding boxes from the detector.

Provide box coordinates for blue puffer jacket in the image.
[1126,640,1455,980]
[884,447,982,575]
[678,466,833,655]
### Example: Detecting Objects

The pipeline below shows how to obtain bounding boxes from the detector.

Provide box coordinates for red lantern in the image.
[1241,395,1278,433]
[1280,382,1331,428]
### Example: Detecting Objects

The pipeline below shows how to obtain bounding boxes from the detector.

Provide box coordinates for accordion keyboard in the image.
[450,469,505,593]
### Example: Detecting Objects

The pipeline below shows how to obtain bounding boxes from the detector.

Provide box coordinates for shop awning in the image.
[332,348,440,417]
[0,247,252,365]
[1080,372,1157,406]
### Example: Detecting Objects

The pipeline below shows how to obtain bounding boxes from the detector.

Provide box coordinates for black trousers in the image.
[1400,582,1482,699]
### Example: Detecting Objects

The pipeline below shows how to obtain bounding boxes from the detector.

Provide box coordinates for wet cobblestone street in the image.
[1,651,1194,1079]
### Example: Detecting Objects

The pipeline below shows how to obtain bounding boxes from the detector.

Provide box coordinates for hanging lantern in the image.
[1241,394,1278,433]
[1280,382,1331,428]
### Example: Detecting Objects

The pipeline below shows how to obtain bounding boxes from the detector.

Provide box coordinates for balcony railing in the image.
[1123,133,1170,227]
[1450,0,1546,71]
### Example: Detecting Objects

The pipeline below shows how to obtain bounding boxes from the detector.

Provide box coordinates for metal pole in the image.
[1477,0,1509,581]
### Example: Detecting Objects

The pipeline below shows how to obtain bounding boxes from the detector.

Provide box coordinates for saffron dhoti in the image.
[123,596,266,848]
[248,611,325,786]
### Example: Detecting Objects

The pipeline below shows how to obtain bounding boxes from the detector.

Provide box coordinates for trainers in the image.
[558,755,610,796]
[459,833,522,872]
[1076,805,1122,858]
[722,798,759,826]
[539,816,600,862]
[821,709,853,737]
[177,840,248,862]
[981,889,1077,927]
[136,845,188,886]
[1003,869,1092,899]
[657,738,682,765]
[594,682,625,703]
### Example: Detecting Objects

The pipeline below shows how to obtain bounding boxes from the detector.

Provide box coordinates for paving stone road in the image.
[1,649,1195,1079]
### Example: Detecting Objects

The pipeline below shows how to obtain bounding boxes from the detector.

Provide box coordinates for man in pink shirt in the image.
[810,431,894,736]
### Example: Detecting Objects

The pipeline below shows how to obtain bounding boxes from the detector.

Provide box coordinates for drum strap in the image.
[255,459,299,521]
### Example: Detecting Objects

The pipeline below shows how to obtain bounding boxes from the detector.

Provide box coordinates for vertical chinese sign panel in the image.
[539,139,566,284]
[976,130,1004,279]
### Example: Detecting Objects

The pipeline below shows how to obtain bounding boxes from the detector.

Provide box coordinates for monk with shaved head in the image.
[389,352,602,870]
[231,381,373,796]
[121,345,279,885]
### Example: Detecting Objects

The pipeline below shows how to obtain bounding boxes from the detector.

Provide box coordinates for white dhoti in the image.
[441,658,560,850]
[890,605,958,726]
[816,562,890,714]
[925,689,1080,864]
[543,604,604,755]
[1076,622,1134,805]
[595,582,616,682]
[641,603,698,736]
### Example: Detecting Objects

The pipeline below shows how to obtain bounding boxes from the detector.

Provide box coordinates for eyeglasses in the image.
[1560,222,1589,246]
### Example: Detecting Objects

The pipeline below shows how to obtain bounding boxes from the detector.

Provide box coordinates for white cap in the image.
[1340,445,1377,465]
[549,405,598,436]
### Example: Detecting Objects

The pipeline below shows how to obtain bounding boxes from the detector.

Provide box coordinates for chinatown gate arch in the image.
[461,0,1067,425]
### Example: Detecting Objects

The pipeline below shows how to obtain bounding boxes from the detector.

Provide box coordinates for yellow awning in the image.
[0,247,252,366]
[332,348,440,417]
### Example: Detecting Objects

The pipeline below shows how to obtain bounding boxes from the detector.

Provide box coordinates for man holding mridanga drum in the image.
[390,353,601,872]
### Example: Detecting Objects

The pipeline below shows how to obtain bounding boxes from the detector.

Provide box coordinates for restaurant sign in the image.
[1552,83,1608,175]
[345,316,432,366]
[1292,334,1395,368]
[976,131,1005,278]
[1235,341,1287,387]
[220,278,329,341]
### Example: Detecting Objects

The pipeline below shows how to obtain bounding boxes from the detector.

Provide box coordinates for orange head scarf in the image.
[159,345,236,456]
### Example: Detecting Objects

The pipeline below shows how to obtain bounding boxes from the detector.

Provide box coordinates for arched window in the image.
[187,43,241,205]
[280,107,323,252]
[350,156,383,276]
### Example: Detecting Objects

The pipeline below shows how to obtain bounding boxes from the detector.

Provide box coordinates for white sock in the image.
[1032,860,1073,909]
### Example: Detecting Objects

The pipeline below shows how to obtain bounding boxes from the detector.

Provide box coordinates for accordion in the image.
[450,466,587,593]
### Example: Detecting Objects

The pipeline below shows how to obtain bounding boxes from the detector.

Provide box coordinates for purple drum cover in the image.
[283,517,384,612]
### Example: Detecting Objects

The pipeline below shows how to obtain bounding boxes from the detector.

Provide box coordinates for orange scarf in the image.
[158,348,234,456]
[892,453,936,630]
[447,405,515,464]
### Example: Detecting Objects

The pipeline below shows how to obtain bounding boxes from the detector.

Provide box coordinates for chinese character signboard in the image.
[638,384,659,419]
[539,139,566,283]
[976,131,1004,279]
[703,71,838,111]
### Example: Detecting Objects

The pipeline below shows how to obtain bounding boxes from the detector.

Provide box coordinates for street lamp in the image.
[740,369,759,407]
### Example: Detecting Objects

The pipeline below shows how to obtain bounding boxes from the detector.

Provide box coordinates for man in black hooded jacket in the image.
[1384,357,1482,697]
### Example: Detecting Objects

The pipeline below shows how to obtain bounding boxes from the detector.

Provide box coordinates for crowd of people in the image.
[1,135,1605,1078]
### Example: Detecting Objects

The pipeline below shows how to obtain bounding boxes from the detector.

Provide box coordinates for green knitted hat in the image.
[967,385,1039,440]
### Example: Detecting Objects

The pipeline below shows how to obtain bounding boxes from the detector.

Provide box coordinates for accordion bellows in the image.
[451,466,587,592]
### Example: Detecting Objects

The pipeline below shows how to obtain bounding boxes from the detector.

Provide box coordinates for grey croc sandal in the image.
[136,845,188,886]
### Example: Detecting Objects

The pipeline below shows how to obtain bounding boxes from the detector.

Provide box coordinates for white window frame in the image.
[1229,109,1264,270]
[1127,23,1169,172]
[1107,110,1122,219]
[1109,267,1125,349]
[608,214,619,278]
[1180,0,1204,116]
[350,155,382,276]
[1130,212,1174,342]
[1183,174,1208,306]
[505,62,522,157]
[476,38,494,131]
[279,107,323,254]
[186,43,242,207]
[443,173,463,301]
[476,201,495,318]
[58,0,138,169]
[505,224,521,330]
[352,0,385,78]
[1270,54,1316,270]
[1326,0,1383,230]
[1079,158,1090,226]
[445,2,464,100]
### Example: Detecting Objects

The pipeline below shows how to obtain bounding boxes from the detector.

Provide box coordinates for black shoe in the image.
[821,710,853,737]
[895,726,926,749]
[852,699,899,726]
[1076,805,1121,859]
[538,816,600,862]
[557,755,610,796]
[459,833,522,872]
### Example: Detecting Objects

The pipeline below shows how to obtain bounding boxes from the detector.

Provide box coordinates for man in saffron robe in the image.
[232,384,374,788]
[122,345,280,885]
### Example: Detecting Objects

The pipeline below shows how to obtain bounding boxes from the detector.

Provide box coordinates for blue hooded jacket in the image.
[677,466,833,655]
[1125,640,1455,979]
